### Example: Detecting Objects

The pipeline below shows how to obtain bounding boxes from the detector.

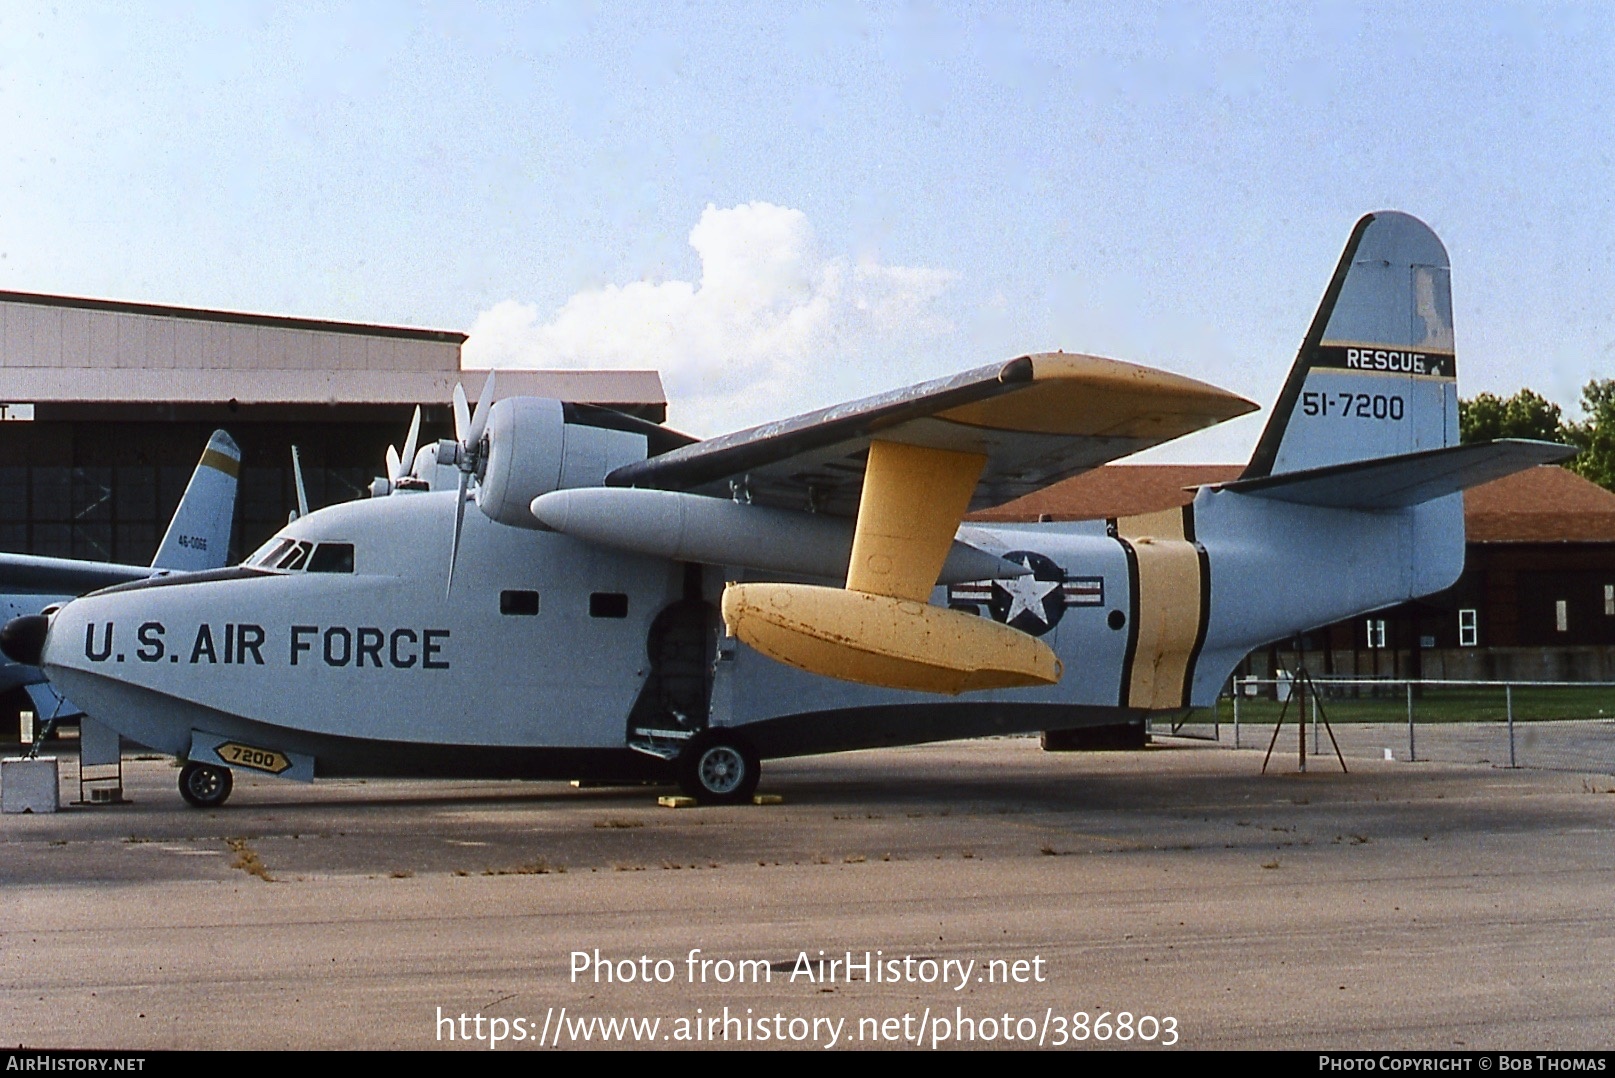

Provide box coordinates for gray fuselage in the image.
[35,482,1459,781]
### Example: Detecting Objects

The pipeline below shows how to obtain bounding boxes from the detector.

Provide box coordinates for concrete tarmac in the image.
[3,731,1613,1051]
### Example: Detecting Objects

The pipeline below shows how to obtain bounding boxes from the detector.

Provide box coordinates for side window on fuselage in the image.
[307,542,355,573]
[262,540,354,573]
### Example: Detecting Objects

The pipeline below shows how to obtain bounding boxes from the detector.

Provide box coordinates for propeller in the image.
[439,372,496,593]
[369,406,424,498]
[398,405,422,483]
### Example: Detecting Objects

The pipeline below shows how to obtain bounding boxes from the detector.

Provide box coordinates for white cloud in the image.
[463,202,958,434]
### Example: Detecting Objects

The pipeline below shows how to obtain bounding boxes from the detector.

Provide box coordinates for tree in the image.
[1566,379,1615,491]
[1458,388,1568,444]
[1461,382,1615,492]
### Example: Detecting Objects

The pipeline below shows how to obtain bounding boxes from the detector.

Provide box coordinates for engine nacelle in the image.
[477,397,649,528]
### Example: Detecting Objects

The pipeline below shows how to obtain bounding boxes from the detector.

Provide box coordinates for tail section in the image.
[1220,440,1575,509]
[152,431,241,571]
[1243,211,1457,479]
[1189,212,1575,706]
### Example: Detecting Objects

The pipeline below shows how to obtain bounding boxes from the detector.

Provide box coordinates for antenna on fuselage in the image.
[289,446,311,523]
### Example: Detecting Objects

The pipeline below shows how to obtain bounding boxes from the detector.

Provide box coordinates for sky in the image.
[0,2,1611,459]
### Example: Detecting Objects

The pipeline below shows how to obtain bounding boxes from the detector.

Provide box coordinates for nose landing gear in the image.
[178,762,234,808]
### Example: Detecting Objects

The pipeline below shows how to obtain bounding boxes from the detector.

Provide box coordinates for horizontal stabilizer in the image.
[1213,439,1576,510]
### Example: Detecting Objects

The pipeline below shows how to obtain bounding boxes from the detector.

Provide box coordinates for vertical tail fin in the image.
[151,430,241,571]
[1242,211,1457,479]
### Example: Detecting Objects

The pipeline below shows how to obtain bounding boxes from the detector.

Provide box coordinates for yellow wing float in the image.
[608,352,1256,694]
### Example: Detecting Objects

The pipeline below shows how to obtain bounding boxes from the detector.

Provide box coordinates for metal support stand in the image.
[1407,682,1416,762]
[1232,680,1242,749]
[26,698,65,759]
[1506,684,1517,768]
[1261,666,1349,775]
[74,717,128,806]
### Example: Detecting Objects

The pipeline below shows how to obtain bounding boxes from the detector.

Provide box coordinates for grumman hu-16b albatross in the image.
[0,212,1573,807]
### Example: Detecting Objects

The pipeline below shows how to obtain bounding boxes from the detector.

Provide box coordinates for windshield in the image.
[245,537,296,568]
[241,538,354,574]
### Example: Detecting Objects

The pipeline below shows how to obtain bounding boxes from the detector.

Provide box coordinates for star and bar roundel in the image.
[946,551,1104,636]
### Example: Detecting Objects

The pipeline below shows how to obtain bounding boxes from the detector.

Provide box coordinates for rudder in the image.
[1242,212,1456,479]
[152,430,241,571]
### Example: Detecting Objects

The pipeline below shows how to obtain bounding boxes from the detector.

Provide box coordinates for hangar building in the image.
[0,289,664,566]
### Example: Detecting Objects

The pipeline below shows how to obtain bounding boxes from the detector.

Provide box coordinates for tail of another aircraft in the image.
[151,430,241,571]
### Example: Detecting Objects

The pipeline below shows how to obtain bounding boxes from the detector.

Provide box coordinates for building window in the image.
[1366,618,1386,649]
[1605,585,1613,616]
[1556,600,1569,633]
[1458,609,1477,647]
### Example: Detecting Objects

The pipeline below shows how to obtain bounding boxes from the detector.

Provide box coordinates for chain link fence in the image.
[1162,677,1615,774]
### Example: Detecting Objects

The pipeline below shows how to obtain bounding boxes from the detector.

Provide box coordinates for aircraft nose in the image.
[0,614,49,667]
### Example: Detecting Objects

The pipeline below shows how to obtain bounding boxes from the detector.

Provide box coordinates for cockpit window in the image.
[307,543,355,574]
[246,537,296,568]
[246,538,354,574]
[278,541,313,571]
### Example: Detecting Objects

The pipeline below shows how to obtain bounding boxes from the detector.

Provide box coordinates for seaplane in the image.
[0,212,1572,806]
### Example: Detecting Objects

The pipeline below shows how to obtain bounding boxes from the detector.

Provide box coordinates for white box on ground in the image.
[2,756,60,813]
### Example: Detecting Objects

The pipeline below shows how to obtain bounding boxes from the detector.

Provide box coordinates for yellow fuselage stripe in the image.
[1116,508,1205,711]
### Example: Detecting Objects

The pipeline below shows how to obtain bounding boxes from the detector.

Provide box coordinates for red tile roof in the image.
[1462,466,1615,543]
[970,464,1615,543]
[970,464,1239,523]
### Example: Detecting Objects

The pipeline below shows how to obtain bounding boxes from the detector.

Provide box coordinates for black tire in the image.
[178,762,233,808]
[677,731,760,805]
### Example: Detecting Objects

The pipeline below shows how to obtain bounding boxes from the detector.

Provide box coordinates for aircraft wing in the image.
[607,352,1257,514]
[0,553,152,596]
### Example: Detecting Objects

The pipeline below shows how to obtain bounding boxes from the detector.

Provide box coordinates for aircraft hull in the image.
[35,486,1455,791]
[13,212,1513,804]
[45,661,1142,780]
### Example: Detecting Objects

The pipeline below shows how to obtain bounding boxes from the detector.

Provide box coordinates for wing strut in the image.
[847,441,984,600]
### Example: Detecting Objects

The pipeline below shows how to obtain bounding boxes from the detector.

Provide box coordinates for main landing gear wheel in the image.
[178,762,234,808]
[677,731,760,805]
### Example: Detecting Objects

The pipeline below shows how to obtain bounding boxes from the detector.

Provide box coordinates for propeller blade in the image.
[467,370,496,447]
[400,406,422,478]
[446,469,469,595]
[385,444,402,483]
[452,382,470,445]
